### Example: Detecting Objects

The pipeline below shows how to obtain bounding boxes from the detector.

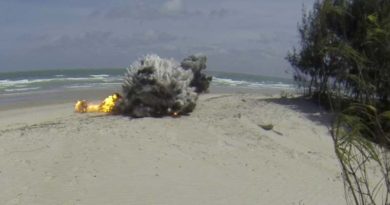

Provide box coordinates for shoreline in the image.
[0,85,292,111]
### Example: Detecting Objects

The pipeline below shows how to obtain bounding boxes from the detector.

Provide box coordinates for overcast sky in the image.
[0,0,315,77]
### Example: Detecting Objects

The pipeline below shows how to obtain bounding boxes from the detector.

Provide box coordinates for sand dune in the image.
[0,93,346,205]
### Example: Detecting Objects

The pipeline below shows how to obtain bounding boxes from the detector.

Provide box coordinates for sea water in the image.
[0,68,295,95]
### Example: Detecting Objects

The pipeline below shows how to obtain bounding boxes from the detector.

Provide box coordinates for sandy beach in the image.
[0,90,346,205]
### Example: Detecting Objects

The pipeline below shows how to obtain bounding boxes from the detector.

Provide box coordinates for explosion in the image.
[74,54,212,117]
[74,93,122,113]
[118,54,198,117]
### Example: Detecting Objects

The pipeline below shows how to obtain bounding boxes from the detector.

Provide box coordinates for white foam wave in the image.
[4,87,41,92]
[90,74,110,79]
[64,82,121,89]
[212,77,294,89]
[61,77,92,81]
[0,77,103,87]
[64,85,95,89]
[99,82,121,85]
[0,79,30,86]
[102,76,122,83]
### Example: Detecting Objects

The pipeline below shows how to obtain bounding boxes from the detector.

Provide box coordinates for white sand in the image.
[0,93,346,205]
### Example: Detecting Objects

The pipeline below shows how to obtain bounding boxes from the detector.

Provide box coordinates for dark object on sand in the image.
[181,55,213,93]
[118,54,200,117]
[259,124,274,131]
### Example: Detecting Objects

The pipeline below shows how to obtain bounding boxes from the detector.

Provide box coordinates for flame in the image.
[172,112,179,118]
[75,93,121,113]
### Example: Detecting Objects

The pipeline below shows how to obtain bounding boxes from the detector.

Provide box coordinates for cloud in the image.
[42,32,113,51]
[208,8,230,18]
[160,0,183,14]
[99,0,201,21]
[103,4,161,20]
[20,30,182,69]
[15,33,49,41]
[204,48,291,77]
[141,30,179,43]
[112,30,180,49]
[0,0,318,77]
[38,30,180,52]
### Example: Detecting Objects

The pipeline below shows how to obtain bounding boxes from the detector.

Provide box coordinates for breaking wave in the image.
[4,87,41,93]
[212,77,294,89]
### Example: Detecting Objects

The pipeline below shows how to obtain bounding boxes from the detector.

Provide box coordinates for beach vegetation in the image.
[288,0,390,204]
[287,0,390,105]
[332,104,390,205]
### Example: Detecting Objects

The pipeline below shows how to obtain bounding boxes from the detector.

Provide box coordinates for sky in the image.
[0,0,315,77]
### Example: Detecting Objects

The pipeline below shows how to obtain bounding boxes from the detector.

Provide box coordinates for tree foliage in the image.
[287,0,390,104]
[288,0,390,204]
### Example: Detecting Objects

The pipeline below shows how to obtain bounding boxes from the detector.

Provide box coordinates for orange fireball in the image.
[74,93,122,113]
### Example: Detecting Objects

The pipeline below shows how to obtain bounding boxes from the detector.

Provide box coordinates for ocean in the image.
[0,68,295,95]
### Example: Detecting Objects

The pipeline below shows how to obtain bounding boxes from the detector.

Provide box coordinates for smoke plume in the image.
[181,54,212,93]
[118,54,200,117]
